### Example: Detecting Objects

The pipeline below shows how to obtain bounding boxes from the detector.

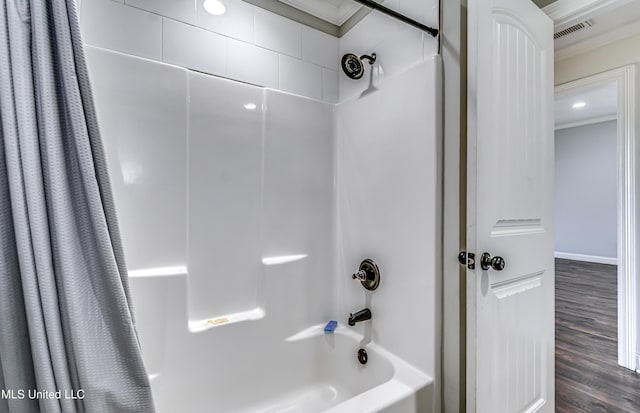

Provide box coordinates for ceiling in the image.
[555,82,617,128]
[543,0,640,59]
[248,0,640,49]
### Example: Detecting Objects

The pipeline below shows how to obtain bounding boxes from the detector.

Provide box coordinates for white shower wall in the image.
[86,48,188,271]
[187,73,264,319]
[335,1,441,388]
[83,0,441,410]
[336,59,441,376]
[79,0,438,104]
[338,0,439,100]
[80,0,339,102]
[87,45,335,326]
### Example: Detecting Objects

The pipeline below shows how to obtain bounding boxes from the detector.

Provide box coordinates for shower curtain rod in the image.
[352,0,439,37]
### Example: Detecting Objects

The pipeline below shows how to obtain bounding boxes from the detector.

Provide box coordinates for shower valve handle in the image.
[351,259,381,291]
[352,270,369,281]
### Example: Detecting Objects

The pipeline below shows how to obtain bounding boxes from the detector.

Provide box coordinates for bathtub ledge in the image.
[188,308,265,333]
[285,323,367,342]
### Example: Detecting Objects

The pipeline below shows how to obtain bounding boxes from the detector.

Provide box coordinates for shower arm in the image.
[351,0,439,38]
[360,54,376,64]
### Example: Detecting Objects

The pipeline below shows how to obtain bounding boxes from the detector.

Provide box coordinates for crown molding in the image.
[543,0,630,27]
[555,114,617,130]
[243,0,341,36]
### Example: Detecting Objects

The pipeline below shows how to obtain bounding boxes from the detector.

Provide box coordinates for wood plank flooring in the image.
[555,258,640,412]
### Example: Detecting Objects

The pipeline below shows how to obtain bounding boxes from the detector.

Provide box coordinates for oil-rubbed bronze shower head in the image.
[341,53,376,80]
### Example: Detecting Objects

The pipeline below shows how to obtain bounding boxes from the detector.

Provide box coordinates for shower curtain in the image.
[0,1,154,412]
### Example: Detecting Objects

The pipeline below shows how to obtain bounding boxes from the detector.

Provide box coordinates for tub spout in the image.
[348,308,372,326]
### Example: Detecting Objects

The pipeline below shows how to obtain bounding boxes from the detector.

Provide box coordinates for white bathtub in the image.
[129,271,433,413]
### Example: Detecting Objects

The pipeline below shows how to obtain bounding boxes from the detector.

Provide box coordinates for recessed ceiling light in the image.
[572,101,586,109]
[243,102,256,110]
[204,0,225,15]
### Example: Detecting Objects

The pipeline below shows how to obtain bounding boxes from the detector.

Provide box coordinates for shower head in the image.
[341,53,377,80]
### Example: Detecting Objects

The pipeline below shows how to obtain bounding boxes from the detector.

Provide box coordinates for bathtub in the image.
[128,270,433,413]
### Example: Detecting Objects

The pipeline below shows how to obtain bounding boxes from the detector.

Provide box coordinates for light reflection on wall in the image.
[120,161,144,185]
[261,254,308,266]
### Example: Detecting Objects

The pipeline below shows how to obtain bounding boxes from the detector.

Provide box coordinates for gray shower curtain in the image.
[0,0,155,412]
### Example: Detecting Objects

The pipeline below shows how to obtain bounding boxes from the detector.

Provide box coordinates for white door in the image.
[467,0,554,412]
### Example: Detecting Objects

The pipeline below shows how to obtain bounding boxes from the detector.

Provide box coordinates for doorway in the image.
[554,66,639,411]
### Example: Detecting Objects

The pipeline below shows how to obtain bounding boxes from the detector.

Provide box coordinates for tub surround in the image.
[88,46,334,330]
[85,47,188,271]
[336,59,440,376]
[84,0,441,410]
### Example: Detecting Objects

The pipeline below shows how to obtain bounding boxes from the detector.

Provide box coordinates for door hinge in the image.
[458,251,475,270]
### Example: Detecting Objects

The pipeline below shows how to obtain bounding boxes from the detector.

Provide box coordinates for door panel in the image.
[468,0,554,412]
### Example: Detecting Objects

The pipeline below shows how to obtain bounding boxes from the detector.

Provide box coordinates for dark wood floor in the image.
[555,258,640,412]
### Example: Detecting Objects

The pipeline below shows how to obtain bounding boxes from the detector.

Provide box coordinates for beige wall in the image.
[555,32,640,85]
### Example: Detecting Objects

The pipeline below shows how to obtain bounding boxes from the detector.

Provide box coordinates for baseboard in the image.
[636,354,640,373]
[554,251,618,265]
